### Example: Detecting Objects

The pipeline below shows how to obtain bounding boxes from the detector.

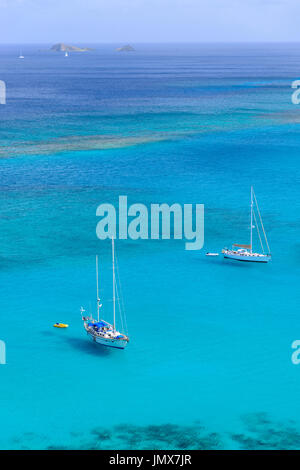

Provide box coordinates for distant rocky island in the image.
[50,43,93,52]
[115,44,135,52]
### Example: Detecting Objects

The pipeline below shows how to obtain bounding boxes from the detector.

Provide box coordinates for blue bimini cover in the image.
[88,321,109,329]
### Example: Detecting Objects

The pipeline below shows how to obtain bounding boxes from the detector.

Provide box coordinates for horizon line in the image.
[1,40,300,45]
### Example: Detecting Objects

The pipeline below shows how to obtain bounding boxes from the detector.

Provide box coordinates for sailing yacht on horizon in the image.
[222,187,271,263]
[81,238,129,349]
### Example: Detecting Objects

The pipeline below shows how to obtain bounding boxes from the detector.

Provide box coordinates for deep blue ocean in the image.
[0,43,299,449]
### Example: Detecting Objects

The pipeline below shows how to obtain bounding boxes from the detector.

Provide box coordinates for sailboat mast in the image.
[112,237,116,331]
[252,188,271,255]
[96,255,100,322]
[250,186,253,253]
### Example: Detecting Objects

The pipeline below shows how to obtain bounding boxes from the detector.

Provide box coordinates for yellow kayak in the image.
[53,323,69,328]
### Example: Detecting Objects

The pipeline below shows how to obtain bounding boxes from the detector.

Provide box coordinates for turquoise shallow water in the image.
[0,43,300,449]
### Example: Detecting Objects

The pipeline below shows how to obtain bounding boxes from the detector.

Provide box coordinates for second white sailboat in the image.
[222,187,271,263]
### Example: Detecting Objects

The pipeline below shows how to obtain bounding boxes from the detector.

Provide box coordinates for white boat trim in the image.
[223,249,271,263]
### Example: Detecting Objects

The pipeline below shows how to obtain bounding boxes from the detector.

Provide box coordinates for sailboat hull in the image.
[223,251,271,263]
[86,330,128,349]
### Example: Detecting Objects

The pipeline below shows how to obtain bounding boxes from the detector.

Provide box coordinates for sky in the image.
[0,0,300,43]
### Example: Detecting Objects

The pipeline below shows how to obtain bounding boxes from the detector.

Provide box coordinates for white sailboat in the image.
[222,187,271,263]
[64,51,69,57]
[81,238,129,349]
[18,50,24,59]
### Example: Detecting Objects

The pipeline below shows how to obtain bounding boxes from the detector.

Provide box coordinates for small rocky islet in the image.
[50,43,94,52]
[115,44,135,52]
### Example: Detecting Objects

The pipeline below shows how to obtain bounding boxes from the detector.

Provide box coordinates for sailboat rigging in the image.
[81,238,129,349]
[222,187,271,263]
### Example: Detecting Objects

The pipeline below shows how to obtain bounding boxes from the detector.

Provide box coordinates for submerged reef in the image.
[47,423,223,450]
[0,133,176,159]
[231,412,300,450]
[92,423,222,450]
[6,413,300,450]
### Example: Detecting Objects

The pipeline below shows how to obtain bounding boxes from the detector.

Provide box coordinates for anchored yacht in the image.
[81,239,129,349]
[222,187,271,263]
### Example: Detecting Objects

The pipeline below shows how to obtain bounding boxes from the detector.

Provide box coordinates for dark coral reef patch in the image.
[231,412,300,450]
[47,422,223,450]
[10,413,300,450]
